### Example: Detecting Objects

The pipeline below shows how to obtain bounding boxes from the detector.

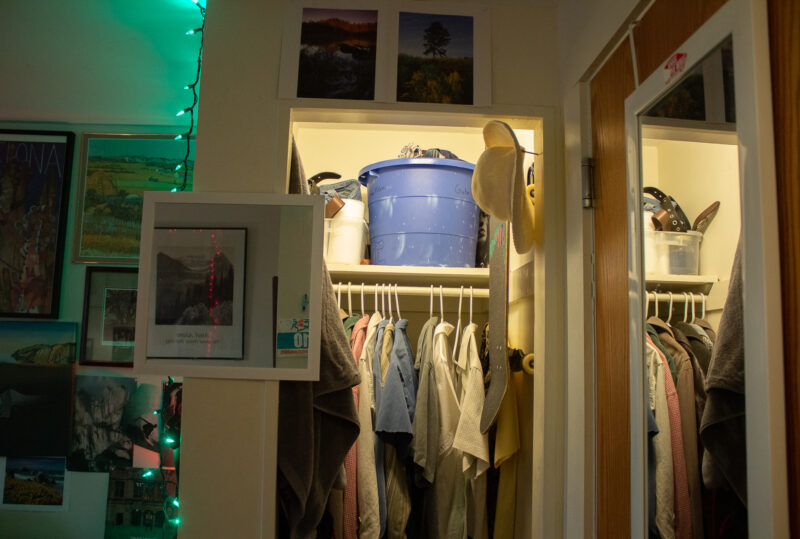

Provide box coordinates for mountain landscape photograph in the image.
[297,8,377,100]
[154,247,236,326]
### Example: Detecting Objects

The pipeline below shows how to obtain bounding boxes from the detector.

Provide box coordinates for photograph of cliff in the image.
[67,375,137,472]
[0,321,76,456]
[297,8,378,100]
[397,12,474,104]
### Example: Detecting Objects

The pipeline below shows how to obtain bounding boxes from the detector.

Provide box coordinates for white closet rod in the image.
[332,283,489,298]
[646,292,705,302]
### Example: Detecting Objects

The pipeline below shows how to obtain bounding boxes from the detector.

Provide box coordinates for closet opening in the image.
[283,105,544,537]
[286,106,540,347]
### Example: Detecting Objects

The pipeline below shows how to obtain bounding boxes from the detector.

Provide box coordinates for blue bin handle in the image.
[358,170,379,186]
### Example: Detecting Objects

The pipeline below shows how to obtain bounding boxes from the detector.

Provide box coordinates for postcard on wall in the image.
[67,375,137,472]
[0,456,69,511]
[80,267,138,367]
[146,228,246,360]
[73,133,194,264]
[105,467,178,536]
[0,321,76,456]
[0,130,74,318]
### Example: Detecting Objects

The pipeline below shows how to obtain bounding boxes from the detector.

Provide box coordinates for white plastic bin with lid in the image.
[323,199,367,265]
[644,230,703,275]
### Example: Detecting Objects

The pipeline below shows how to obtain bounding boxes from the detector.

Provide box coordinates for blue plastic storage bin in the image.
[358,158,479,267]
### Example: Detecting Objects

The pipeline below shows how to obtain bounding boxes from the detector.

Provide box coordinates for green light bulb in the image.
[172,499,180,507]
[176,110,186,117]
[142,470,154,478]
[175,164,182,171]
[165,437,176,444]
[174,134,183,140]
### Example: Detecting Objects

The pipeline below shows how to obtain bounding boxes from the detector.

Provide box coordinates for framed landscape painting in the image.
[73,133,194,264]
[80,267,138,367]
[0,130,74,318]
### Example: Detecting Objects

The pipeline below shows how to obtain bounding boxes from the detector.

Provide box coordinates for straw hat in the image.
[472,120,535,254]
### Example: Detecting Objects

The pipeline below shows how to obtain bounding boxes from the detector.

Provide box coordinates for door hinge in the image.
[582,157,594,208]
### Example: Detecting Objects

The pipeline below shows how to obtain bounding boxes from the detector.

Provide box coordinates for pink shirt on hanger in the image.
[648,334,692,539]
[343,314,370,539]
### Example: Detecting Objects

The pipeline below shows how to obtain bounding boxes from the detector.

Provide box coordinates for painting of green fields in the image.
[77,136,193,261]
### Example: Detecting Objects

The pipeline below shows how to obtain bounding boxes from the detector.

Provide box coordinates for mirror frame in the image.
[624,0,788,536]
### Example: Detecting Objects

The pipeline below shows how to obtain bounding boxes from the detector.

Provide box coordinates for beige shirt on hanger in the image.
[453,323,490,539]
[429,321,468,539]
[647,340,675,539]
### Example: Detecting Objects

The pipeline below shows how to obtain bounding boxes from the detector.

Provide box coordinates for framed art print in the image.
[80,267,138,367]
[0,130,74,318]
[72,133,194,264]
[146,227,246,360]
[134,192,323,381]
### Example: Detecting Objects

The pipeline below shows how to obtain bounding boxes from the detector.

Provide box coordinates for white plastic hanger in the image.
[452,286,464,360]
[394,284,402,320]
[361,283,365,315]
[439,285,444,323]
[682,292,690,323]
[653,292,659,320]
[701,293,706,320]
[689,292,696,323]
[469,286,474,324]
[337,282,342,308]
[381,283,386,318]
[645,291,651,319]
[374,282,379,315]
[387,283,393,323]
[347,281,352,316]
[666,292,674,325]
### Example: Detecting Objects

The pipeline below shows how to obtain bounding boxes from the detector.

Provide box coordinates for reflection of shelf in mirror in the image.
[327,264,489,288]
[646,273,718,294]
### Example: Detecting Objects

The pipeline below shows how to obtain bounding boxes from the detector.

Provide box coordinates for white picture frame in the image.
[146,227,247,360]
[134,192,324,381]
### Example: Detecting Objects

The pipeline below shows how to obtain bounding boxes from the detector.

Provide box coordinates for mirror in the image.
[624,0,787,536]
[639,36,748,538]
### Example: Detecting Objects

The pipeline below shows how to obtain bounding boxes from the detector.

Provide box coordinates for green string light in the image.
[172,0,205,193]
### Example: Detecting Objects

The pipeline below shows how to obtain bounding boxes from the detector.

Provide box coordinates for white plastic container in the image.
[644,230,703,275]
[324,217,368,265]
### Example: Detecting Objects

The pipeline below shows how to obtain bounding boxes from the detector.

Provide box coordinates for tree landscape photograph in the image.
[297,8,378,100]
[397,12,474,104]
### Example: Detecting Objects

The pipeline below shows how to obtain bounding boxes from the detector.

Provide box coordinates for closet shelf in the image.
[327,263,490,288]
[645,273,718,293]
